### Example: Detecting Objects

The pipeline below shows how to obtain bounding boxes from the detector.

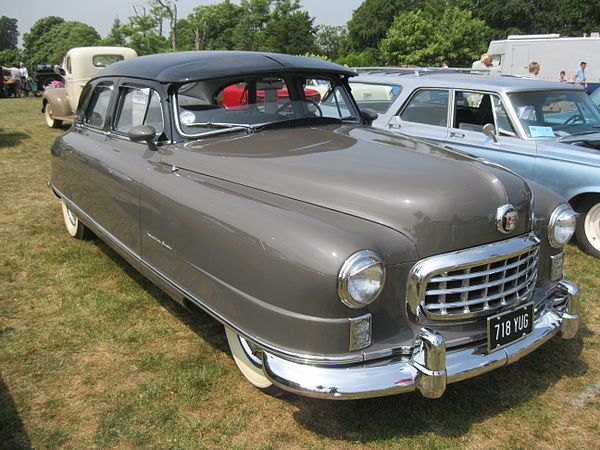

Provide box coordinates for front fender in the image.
[43,88,73,119]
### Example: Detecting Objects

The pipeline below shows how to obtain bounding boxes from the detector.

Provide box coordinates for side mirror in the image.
[361,108,378,126]
[129,124,158,150]
[482,123,498,143]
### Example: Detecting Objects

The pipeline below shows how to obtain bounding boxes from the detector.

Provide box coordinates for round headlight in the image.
[337,250,385,308]
[548,204,577,248]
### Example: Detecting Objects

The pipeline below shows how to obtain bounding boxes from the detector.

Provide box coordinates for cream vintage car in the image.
[42,46,137,128]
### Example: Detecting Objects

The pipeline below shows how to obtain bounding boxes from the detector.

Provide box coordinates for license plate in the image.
[487,302,534,352]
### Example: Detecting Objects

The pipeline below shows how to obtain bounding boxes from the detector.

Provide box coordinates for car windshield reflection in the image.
[508,90,600,138]
[175,74,360,137]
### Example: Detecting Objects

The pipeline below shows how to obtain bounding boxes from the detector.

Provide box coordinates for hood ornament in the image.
[497,204,518,234]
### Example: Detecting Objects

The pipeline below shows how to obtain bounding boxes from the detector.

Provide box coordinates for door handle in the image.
[450,131,465,138]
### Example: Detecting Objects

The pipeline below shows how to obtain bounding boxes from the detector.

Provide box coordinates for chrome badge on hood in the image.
[497,204,518,234]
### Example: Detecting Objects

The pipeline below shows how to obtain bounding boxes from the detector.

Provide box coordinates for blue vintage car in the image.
[351,70,600,258]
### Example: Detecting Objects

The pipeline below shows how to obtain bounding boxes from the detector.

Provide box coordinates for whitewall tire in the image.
[225,327,273,389]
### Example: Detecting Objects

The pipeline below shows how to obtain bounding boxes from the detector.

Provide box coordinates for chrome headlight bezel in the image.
[337,250,386,309]
[548,204,577,248]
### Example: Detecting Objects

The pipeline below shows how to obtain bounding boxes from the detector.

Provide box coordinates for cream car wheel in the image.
[45,103,63,128]
[61,199,91,240]
[575,198,600,258]
[225,327,273,389]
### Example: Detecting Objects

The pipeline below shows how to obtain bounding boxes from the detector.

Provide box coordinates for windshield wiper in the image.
[558,127,600,140]
[256,116,345,131]
[186,121,257,131]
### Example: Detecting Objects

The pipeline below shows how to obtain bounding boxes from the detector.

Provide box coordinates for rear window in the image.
[93,55,125,67]
[349,82,401,113]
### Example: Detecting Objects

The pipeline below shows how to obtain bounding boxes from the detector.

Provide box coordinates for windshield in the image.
[175,73,360,137]
[508,90,600,138]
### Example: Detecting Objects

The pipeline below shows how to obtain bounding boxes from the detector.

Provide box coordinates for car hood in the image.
[161,125,532,258]
[558,131,600,150]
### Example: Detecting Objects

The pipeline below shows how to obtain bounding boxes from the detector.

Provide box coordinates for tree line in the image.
[1,0,599,70]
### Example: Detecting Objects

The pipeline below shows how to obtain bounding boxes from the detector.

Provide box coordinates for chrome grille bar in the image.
[407,233,540,321]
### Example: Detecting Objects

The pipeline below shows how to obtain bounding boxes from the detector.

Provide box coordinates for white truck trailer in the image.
[487,34,600,87]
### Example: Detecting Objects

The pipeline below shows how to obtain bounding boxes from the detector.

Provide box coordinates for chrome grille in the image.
[408,233,540,321]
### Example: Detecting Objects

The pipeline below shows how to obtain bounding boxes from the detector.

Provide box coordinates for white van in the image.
[487,34,600,85]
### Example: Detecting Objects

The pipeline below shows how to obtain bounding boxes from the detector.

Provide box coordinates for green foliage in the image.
[260,2,316,54]
[380,7,491,67]
[347,0,423,51]
[176,0,317,55]
[457,0,600,38]
[231,0,272,51]
[46,22,101,64]
[0,16,19,51]
[335,49,378,68]
[315,25,350,61]
[177,0,244,50]
[101,17,127,47]
[119,7,170,55]
[22,18,100,66]
[23,16,65,59]
[0,48,22,67]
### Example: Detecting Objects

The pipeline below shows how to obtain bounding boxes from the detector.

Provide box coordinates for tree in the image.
[231,0,272,51]
[23,16,65,61]
[315,25,350,61]
[44,22,101,64]
[0,48,22,67]
[380,6,491,67]
[120,5,169,55]
[151,0,178,51]
[347,0,423,51]
[22,18,100,66]
[101,17,127,46]
[260,0,316,54]
[178,0,244,50]
[0,16,19,51]
[456,0,600,38]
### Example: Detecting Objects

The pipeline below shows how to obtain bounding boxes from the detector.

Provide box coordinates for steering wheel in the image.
[274,100,323,117]
[563,113,583,125]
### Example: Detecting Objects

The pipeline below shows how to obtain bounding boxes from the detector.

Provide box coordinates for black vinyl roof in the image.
[93,51,357,83]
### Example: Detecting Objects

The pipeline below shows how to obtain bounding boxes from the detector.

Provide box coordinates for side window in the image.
[492,96,517,135]
[400,90,449,126]
[453,91,494,131]
[82,84,113,129]
[320,85,353,119]
[114,87,164,136]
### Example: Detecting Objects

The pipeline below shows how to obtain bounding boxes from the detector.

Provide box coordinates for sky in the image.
[3,0,364,46]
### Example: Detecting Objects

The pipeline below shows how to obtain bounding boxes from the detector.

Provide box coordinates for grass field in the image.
[0,97,598,449]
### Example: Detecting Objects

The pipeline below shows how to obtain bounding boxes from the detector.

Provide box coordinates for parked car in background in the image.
[49,51,580,400]
[42,46,137,128]
[351,69,600,258]
[591,86,600,112]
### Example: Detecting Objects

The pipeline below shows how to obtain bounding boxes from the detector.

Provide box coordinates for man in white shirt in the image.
[472,54,492,70]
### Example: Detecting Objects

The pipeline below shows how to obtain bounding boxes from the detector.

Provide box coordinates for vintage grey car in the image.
[350,70,600,258]
[49,52,581,400]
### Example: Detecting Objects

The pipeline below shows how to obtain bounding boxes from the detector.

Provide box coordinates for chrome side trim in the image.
[262,283,579,399]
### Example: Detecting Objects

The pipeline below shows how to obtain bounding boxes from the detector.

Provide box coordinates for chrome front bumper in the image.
[261,280,580,400]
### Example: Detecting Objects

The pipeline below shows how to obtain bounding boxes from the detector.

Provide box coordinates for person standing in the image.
[522,62,540,79]
[18,62,29,96]
[572,62,588,89]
